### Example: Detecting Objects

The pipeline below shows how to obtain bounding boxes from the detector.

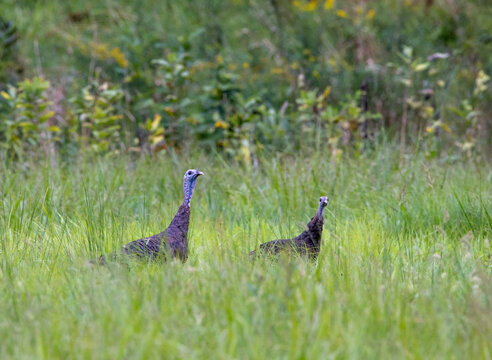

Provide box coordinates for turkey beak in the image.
[197,171,204,176]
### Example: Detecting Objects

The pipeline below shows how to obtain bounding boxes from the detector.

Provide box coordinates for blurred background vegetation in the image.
[0,0,491,163]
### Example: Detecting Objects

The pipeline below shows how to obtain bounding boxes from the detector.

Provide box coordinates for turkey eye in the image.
[188,171,192,175]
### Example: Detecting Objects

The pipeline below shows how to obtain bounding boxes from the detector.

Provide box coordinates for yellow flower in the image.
[474,70,490,95]
[355,5,363,14]
[215,120,229,129]
[228,63,237,71]
[324,0,334,10]
[293,0,318,12]
[423,106,434,118]
[304,1,317,11]
[291,61,299,70]
[151,135,165,145]
[151,114,162,130]
[216,54,224,64]
[110,47,128,68]
[426,126,434,134]
[322,86,331,99]
[93,43,109,56]
[336,9,348,18]
[366,9,375,20]
[243,62,250,69]
[1,91,11,100]
[271,67,284,74]
[441,123,451,133]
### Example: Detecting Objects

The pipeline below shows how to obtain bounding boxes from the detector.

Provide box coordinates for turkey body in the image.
[122,204,190,262]
[251,196,328,260]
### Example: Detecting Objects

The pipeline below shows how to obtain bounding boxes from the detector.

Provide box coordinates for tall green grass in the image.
[0,149,491,359]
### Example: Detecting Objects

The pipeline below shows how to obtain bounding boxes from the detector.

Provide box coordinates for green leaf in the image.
[39,111,55,122]
[413,62,430,72]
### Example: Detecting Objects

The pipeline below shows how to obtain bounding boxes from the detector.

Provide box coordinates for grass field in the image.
[0,148,491,359]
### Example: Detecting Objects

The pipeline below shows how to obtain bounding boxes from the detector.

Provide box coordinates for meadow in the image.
[1,0,492,358]
[0,148,491,359]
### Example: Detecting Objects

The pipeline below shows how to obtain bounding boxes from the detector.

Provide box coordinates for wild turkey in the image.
[250,196,328,259]
[101,169,204,263]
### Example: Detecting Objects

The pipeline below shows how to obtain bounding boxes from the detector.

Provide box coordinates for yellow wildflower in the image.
[93,43,109,56]
[474,70,490,95]
[243,62,250,69]
[304,1,318,11]
[216,54,224,64]
[151,114,162,130]
[293,0,318,12]
[322,86,331,99]
[1,91,11,100]
[291,62,299,70]
[271,67,284,75]
[110,47,128,68]
[215,120,229,129]
[324,0,334,10]
[336,9,348,18]
[423,106,434,118]
[151,135,165,145]
[441,123,451,133]
[366,9,375,20]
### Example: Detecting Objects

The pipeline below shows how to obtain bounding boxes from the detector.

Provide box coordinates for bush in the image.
[0,0,491,161]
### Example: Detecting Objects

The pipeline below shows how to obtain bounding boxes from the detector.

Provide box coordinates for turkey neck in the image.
[183,177,198,207]
[305,206,325,245]
[168,204,191,236]
[316,203,326,218]
[167,175,197,240]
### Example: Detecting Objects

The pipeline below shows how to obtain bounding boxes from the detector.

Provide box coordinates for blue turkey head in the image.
[319,196,329,207]
[183,169,204,206]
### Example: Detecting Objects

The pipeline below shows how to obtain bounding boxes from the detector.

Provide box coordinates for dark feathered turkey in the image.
[250,196,328,259]
[100,169,203,263]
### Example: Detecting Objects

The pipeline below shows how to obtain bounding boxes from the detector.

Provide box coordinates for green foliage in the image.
[0,77,58,159]
[0,0,491,160]
[150,50,193,145]
[0,16,19,84]
[71,81,124,154]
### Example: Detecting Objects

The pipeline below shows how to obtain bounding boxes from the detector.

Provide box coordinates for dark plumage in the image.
[100,169,203,263]
[250,196,328,259]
